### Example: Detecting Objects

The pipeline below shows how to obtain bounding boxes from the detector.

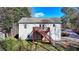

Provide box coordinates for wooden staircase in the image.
[32,27,55,46]
[36,30,54,45]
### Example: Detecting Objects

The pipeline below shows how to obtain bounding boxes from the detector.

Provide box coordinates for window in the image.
[42,24,45,27]
[42,24,44,27]
[39,24,41,27]
[39,24,45,28]
[24,24,27,28]
[53,24,55,27]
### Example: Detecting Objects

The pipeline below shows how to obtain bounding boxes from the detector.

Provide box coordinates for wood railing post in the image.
[32,27,34,45]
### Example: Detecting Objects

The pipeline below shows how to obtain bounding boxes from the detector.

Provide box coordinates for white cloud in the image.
[34,12,45,17]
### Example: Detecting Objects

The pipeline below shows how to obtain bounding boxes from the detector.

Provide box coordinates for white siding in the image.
[46,24,56,40]
[55,24,61,40]
[19,24,61,40]
[19,24,39,39]
[46,24,61,40]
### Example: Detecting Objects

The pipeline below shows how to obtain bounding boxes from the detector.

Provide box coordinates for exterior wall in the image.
[55,24,61,40]
[19,24,39,39]
[19,23,61,40]
[46,24,61,40]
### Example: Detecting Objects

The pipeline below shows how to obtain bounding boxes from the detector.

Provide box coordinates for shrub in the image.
[0,37,39,51]
[1,37,20,51]
[1,37,31,51]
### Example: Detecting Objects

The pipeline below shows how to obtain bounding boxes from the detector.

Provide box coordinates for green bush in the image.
[1,37,31,51]
[2,37,20,51]
[0,37,41,51]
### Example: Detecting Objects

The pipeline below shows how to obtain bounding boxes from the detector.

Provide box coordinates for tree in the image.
[0,7,31,36]
[61,7,79,29]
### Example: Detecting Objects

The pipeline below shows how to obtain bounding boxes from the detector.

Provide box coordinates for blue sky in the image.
[32,7,64,18]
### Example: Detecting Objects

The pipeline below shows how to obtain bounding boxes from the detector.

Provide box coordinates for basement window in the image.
[24,24,27,28]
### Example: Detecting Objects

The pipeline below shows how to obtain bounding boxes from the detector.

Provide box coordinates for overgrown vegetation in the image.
[0,37,78,51]
[0,37,43,51]
[0,37,31,51]
[0,37,58,51]
[61,7,79,30]
[0,7,31,36]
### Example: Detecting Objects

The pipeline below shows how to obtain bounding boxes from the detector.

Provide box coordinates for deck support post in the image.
[32,27,34,45]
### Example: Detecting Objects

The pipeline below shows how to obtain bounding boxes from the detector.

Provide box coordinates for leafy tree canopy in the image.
[0,7,31,34]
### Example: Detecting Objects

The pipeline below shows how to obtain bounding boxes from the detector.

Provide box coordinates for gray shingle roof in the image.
[18,17,61,24]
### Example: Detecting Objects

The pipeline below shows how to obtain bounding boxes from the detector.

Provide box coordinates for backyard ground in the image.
[0,37,79,51]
